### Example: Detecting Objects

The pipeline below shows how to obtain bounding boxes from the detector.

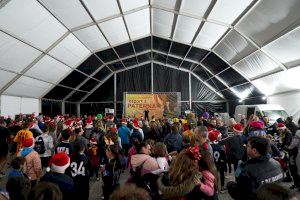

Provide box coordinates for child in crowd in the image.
[8,157,26,180]
[88,138,100,181]
[151,142,169,174]
[102,145,122,200]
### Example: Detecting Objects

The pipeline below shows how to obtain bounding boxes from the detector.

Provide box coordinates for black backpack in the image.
[165,136,177,153]
[131,130,142,142]
[34,137,46,154]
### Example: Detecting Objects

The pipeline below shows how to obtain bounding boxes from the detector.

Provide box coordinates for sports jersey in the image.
[55,141,73,156]
[211,143,227,167]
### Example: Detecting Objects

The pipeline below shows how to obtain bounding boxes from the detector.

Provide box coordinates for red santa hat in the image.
[65,119,74,127]
[90,138,97,145]
[233,123,244,133]
[208,130,221,142]
[108,115,114,122]
[49,152,70,173]
[86,117,93,125]
[277,123,286,130]
[110,127,118,133]
[249,121,264,130]
[44,116,51,122]
[121,118,127,124]
[22,137,34,148]
[133,119,140,129]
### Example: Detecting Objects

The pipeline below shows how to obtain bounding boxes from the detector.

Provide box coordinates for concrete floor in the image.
[0,164,297,200]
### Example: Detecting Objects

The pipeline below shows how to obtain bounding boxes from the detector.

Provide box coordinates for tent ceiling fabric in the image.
[0,0,300,101]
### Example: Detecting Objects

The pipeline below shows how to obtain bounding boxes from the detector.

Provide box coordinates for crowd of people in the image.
[0,111,299,200]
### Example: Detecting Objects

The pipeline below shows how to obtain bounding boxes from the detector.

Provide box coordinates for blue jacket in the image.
[164,132,182,152]
[8,169,25,179]
[118,125,131,145]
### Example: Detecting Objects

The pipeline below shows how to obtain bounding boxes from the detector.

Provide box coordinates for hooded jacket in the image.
[131,154,160,176]
[157,171,203,200]
[18,148,42,181]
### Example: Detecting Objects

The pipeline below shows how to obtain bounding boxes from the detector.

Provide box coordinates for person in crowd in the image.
[161,120,171,139]
[88,138,100,181]
[0,118,11,178]
[6,176,31,200]
[255,183,297,200]
[209,130,227,192]
[110,184,151,200]
[55,129,73,156]
[227,136,284,200]
[28,182,62,200]
[163,125,182,153]
[151,142,169,174]
[130,142,160,176]
[142,120,151,139]
[130,119,144,142]
[74,126,88,149]
[35,123,54,168]
[8,157,26,180]
[278,123,293,149]
[102,145,122,200]
[196,150,219,198]
[127,138,139,170]
[228,118,237,132]
[216,118,228,139]
[118,118,131,154]
[157,147,204,199]
[194,126,213,156]
[84,116,94,139]
[219,123,244,173]
[13,121,33,154]
[248,121,267,139]
[41,152,75,200]
[286,117,298,136]
[18,137,42,187]
[69,140,91,200]
[183,124,194,141]
[144,108,150,121]
[288,130,300,189]
[145,121,161,142]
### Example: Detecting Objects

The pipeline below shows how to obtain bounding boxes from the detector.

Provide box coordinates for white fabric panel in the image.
[0,31,42,73]
[49,34,90,68]
[180,0,211,18]
[40,0,92,29]
[99,17,129,45]
[119,0,148,12]
[174,15,201,44]
[208,0,253,24]
[25,55,71,84]
[74,25,109,52]
[152,9,174,38]
[0,70,17,90]
[125,9,150,40]
[20,97,39,115]
[82,0,120,20]
[0,95,39,118]
[234,50,280,80]
[151,0,176,10]
[3,76,53,98]
[252,66,300,95]
[214,30,257,65]
[263,26,300,68]
[0,0,67,51]
[236,0,300,46]
[194,22,227,49]
[268,92,300,121]
[0,95,21,118]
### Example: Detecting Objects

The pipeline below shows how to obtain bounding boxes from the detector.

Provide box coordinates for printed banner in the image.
[125,93,180,118]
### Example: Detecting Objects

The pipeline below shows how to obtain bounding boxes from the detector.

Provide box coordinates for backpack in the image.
[34,137,46,154]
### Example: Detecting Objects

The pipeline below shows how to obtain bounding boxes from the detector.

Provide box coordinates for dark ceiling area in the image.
[43,36,263,103]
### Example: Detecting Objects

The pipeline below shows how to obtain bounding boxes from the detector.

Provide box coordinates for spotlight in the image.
[262,96,267,100]
[238,99,243,103]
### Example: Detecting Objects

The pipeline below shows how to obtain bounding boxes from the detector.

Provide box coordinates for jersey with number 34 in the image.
[70,153,91,178]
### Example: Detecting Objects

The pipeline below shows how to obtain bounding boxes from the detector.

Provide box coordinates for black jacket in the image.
[228,156,283,200]
[41,172,75,200]
[219,135,244,161]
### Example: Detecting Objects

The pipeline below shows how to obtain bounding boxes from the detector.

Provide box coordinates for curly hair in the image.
[110,184,151,200]
[168,149,199,186]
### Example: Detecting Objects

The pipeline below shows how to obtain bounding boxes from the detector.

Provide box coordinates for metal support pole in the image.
[76,103,80,116]
[189,72,192,110]
[151,62,154,93]
[62,101,65,115]
[114,73,117,116]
